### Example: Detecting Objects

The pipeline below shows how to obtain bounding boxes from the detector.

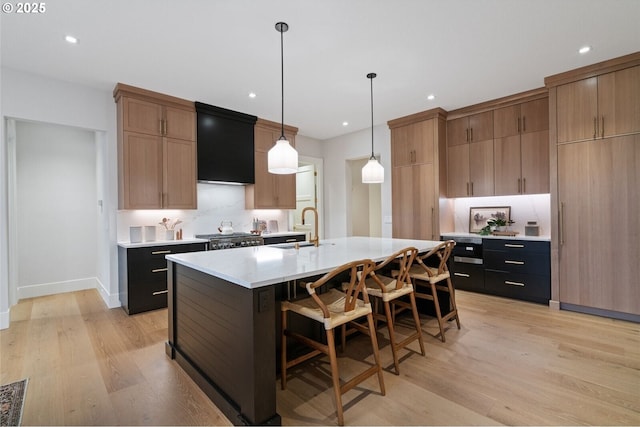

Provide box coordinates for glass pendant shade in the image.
[362,157,384,183]
[268,137,298,174]
[268,21,298,175]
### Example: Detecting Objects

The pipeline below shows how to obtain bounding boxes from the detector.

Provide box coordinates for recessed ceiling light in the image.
[342,121,349,127]
[65,35,78,44]
[579,46,591,54]
[427,94,436,101]
[248,92,256,98]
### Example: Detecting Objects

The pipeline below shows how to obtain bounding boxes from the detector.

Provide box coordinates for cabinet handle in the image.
[466,182,470,196]
[470,181,474,195]
[285,238,297,242]
[454,273,470,278]
[159,120,163,135]
[518,178,521,193]
[593,117,597,139]
[153,290,169,295]
[523,178,526,193]
[559,202,565,246]
[465,128,469,142]
[601,116,605,138]
[152,267,169,273]
[505,260,525,265]
[522,116,526,132]
[151,250,172,255]
[504,244,524,248]
[431,207,435,240]
[163,119,168,136]
[505,280,525,287]
[517,117,520,133]
[470,127,473,141]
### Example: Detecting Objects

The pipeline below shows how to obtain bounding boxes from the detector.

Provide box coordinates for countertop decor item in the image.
[469,206,511,234]
[267,21,298,174]
[0,378,28,426]
[362,72,384,183]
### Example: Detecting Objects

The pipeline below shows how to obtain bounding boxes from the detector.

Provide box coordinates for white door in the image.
[294,164,316,239]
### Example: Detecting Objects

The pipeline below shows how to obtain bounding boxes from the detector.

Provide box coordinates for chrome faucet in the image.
[301,207,319,247]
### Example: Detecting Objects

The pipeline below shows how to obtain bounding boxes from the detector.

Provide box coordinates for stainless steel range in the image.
[195,232,264,250]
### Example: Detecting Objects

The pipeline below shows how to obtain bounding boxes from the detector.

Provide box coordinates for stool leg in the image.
[281,309,288,390]
[366,312,386,396]
[447,277,461,329]
[326,328,345,426]
[383,300,400,375]
[409,291,426,356]
[430,282,446,342]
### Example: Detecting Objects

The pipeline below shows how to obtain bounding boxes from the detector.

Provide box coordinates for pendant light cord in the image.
[368,73,376,159]
[280,23,285,139]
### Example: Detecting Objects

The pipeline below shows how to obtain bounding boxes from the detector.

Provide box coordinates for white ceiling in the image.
[2,0,639,140]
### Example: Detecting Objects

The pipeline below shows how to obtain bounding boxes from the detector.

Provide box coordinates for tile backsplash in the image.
[117,183,289,242]
[452,194,550,236]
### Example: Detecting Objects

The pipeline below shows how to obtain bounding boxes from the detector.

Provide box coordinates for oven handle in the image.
[453,256,483,265]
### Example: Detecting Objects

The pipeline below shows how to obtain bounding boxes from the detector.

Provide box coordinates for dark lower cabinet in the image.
[118,242,206,314]
[262,233,306,245]
[483,239,550,304]
[449,262,485,293]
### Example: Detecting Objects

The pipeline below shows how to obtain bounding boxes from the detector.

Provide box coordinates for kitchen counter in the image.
[117,238,208,249]
[441,232,550,242]
[165,236,442,425]
[165,236,440,289]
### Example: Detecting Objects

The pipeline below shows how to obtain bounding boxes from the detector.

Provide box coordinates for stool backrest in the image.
[306,259,376,317]
[368,247,418,292]
[415,240,456,276]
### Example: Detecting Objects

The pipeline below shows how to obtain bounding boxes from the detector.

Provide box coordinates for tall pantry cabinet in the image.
[546,52,640,319]
[387,108,447,240]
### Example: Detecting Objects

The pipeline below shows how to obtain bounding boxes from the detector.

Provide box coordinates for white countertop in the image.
[166,236,442,289]
[117,238,209,249]
[440,232,550,242]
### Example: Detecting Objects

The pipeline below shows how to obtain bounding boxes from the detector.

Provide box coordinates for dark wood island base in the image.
[165,261,281,426]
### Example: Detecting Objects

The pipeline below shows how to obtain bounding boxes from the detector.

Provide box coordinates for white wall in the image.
[15,121,98,298]
[1,68,119,326]
[322,124,391,239]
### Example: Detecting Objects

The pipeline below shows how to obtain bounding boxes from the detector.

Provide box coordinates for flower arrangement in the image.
[159,217,182,230]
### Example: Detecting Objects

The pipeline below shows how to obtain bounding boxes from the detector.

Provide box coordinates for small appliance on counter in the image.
[525,221,540,236]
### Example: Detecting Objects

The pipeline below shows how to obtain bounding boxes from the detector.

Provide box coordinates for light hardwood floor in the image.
[1,289,638,425]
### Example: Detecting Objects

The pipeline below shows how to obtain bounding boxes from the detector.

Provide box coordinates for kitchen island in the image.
[164,236,442,425]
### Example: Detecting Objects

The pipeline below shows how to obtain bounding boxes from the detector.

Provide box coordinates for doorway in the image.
[291,156,323,240]
[7,119,99,302]
[348,157,381,237]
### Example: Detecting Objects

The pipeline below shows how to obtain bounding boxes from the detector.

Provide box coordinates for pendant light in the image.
[268,21,298,175]
[362,72,384,183]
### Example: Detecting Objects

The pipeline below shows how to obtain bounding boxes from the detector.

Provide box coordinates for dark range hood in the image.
[195,101,257,184]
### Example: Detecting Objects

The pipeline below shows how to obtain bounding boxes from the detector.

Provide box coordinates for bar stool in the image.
[281,259,386,426]
[343,247,425,375]
[408,240,460,342]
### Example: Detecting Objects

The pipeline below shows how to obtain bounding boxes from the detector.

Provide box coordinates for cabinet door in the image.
[520,130,549,194]
[447,143,469,197]
[598,66,640,138]
[164,106,196,141]
[557,141,592,306]
[556,77,598,143]
[391,125,411,167]
[494,134,521,195]
[520,97,549,134]
[164,138,197,209]
[447,117,469,146]
[469,139,494,196]
[122,132,163,208]
[493,105,520,139]
[468,111,493,143]
[410,119,435,165]
[392,166,414,239]
[392,163,435,240]
[123,97,162,136]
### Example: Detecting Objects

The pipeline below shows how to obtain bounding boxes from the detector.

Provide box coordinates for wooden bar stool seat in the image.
[281,259,386,426]
[408,240,460,342]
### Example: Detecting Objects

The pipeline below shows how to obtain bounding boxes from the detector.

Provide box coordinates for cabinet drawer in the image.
[449,262,484,292]
[263,234,305,245]
[483,239,549,253]
[484,271,550,304]
[484,249,550,275]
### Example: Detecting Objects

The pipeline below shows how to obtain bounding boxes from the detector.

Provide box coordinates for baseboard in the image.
[560,302,640,323]
[95,277,121,309]
[548,300,560,310]
[17,277,99,300]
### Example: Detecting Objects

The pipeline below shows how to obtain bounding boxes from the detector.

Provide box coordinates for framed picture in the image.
[469,206,511,233]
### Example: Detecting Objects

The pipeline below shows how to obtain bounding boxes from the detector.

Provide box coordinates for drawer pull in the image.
[152,290,168,296]
[505,280,525,287]
[152,268,168,273]
[454,273,470,278]
[151,250,172,255]
[505,260,524,265]
[285,238,297,242]
[504,244,524,248]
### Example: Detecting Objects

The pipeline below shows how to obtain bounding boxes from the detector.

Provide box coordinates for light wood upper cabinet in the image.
[556,64,640,143]
[388,109,447,240]
[245,118,297,209]
[447,111,493,145]
[468,139,494,197]
[114,83,197,210]
[494,96,550,195]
